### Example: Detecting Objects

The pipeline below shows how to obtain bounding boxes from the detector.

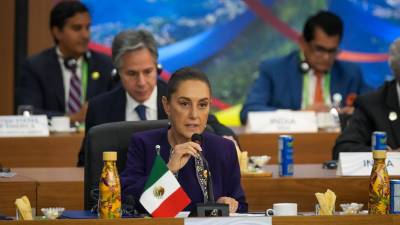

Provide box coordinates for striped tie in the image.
[65,58,82,114]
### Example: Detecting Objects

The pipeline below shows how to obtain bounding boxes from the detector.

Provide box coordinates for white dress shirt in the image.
[125,87,158,121]
[302,70,332,109]
[56,47,84,113]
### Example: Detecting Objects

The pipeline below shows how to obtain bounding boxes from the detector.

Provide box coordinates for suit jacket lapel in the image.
[86,52,95,100]
[290,52,303,109]
[49,48,65,110]
[156,79,168,119]
[330,64,339,99]
[385,81,400,148]
[109,86,126,122]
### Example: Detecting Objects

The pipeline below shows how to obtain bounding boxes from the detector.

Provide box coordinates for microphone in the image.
[190,134,228,217]
[191,133,214,203]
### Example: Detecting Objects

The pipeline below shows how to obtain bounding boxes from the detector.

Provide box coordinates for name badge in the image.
[337,152,400,176]
[246,111,318,133]
[0,115,49,137]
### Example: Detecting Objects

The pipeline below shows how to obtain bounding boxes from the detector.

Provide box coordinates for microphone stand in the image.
[194,154,229,217]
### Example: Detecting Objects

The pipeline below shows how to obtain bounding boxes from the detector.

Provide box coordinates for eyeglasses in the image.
[308,43,340,57]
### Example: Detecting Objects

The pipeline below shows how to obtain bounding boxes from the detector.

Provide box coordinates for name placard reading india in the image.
[338,152,400,176]
[0,115,49,137]
[246,111,318,133]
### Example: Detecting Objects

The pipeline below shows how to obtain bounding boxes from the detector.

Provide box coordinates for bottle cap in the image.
[103,151,117,161]
[373,150,386,159]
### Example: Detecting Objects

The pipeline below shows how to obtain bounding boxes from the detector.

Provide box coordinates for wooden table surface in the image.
[0,174,36,217]
[0,131,338,167]
[0,132,84,167]
[0,215,399,225]
[238,132,339,164]
[1,165,392,217]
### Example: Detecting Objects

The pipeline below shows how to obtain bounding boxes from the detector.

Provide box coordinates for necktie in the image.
[66,59,82,114]
[135,104,147,120]
[314,73,324,104]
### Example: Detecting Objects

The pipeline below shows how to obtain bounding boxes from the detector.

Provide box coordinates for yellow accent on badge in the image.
[91,71,100,80]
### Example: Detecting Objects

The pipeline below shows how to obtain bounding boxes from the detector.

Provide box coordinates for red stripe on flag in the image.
[151,187,191,218]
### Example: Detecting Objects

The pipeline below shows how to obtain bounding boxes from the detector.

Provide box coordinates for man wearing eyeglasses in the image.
[240,11,371,125]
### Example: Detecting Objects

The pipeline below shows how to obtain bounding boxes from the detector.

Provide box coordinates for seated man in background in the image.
[77,29,235,166]
[332,38,400,160]
[240,11,371,124]
[16,1,114,122]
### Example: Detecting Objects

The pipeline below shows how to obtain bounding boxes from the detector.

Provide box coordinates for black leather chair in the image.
[83,119,169,210]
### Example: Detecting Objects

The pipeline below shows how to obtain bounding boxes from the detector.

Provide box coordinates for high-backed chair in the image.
[84,120,169,210]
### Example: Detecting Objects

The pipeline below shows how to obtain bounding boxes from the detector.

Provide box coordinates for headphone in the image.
[156,63,163,75]
[299,52,311,73]
[111,63,163,82]
[299,60,311,73]
[63,51,91,71]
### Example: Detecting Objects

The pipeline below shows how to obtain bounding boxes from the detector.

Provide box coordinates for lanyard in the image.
[301,71,331,109]
[81,60,88,102]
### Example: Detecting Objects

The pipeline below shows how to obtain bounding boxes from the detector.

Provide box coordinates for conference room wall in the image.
[27,0,53,56]
[0,0,53,115]
[0,0,15,115]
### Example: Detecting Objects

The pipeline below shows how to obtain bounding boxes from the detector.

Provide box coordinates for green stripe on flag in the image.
[143,155,169,190]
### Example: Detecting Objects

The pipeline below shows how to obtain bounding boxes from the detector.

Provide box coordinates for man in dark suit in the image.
[16,1,114,122]
[332,38,400,160]
[240,11,370,124]
[78,30,235,166]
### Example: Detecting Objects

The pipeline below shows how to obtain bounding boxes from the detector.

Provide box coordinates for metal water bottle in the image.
[368,131,390,215]
[99,151,121,218]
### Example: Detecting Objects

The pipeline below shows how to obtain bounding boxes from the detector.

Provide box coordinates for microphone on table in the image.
[191,133,214,203]
[190,133,228,217]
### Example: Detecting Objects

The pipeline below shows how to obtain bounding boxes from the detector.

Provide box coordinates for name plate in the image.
[185,217,271,225]
[0,115,49,137]
[337,152,400,176]
[246,111,318,133]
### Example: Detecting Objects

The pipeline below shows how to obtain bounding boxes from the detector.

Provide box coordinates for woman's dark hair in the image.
[50,1,89,43]
[166,67,211,100]
[303,10,343,42]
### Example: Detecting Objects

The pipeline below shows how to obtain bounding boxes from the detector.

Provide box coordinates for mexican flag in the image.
[139,154,191,217]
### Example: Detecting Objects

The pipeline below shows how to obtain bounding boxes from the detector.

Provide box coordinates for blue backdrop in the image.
[83,0,399,111]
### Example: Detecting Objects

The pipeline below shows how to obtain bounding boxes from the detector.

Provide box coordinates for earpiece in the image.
[299,51,310,73]
[111,63,162,82]
[111,68,119,82]
[84,51,91,60]
[299,60,310,73]
[157,63,163,75]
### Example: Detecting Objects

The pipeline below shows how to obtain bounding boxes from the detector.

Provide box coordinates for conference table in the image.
[0,215,399,225]
[0,131,339,167]
[1,165,394,218]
